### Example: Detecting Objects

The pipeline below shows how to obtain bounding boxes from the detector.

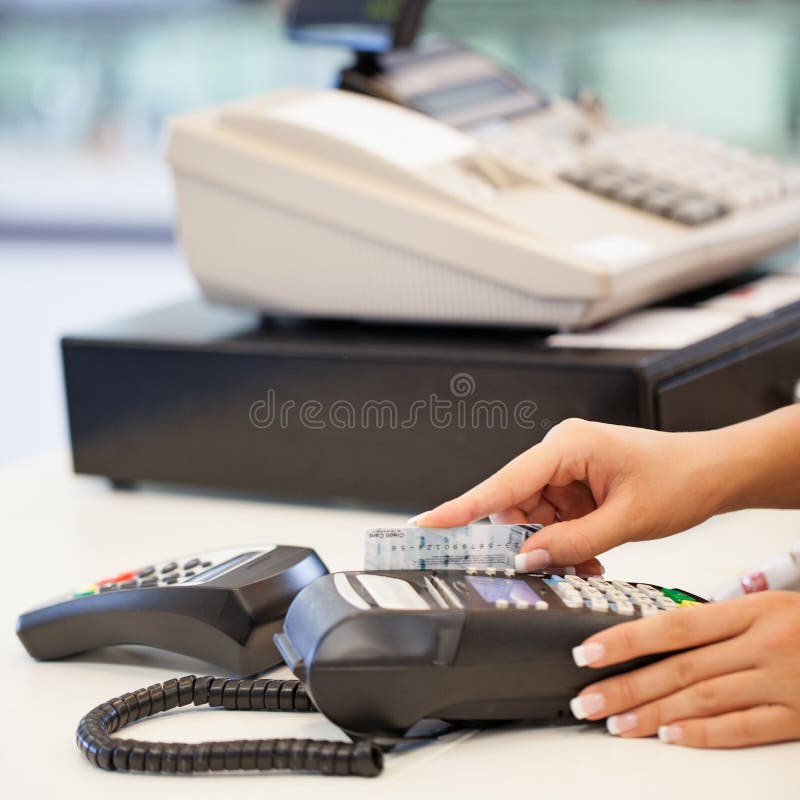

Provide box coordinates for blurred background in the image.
[2,0,800,466]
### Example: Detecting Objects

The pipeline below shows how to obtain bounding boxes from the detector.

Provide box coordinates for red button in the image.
[96,577,117,585]
[112,571,138,583]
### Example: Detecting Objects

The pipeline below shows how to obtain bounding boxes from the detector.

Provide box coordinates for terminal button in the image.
[589,597,609,613]
[614,600,635,616]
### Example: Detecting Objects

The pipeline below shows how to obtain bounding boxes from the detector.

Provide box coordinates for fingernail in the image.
[572,641,605,667]
[569,692,605,720]
[658,724,683,744]
[514,549,551,572]
[564,566,576,575]
[407,513,428,526]
[607,713,638,735]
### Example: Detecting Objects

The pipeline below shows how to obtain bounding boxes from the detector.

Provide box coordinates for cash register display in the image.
[410,76,529,118]
[379,42,549,128]
[286,0,428,52]
[466,575,543,606]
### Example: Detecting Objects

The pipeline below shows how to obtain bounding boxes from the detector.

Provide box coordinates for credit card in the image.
[364,524,543,570]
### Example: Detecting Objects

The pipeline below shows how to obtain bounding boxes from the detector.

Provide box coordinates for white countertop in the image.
[3,452,798,797]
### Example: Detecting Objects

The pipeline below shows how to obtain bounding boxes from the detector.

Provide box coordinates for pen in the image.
[711,543,800,601]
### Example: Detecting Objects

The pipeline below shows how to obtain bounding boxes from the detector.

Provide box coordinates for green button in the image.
[72,585,97,598]
[661,588,698,603]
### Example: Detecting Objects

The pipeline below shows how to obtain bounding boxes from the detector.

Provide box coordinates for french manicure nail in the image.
[569,692,606,720]
[658,724,683,744]
[607,713,638,735]
[572,641,605,667]
[514,549,551,573]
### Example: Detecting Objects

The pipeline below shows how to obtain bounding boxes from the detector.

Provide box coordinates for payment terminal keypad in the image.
[381,568,704,617]
[67,546,275,600]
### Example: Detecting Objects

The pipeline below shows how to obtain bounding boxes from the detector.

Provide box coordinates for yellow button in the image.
[678,600,700,607]
[72,584,98,598]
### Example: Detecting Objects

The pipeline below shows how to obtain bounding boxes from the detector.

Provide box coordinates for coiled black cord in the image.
[76,675,383,777]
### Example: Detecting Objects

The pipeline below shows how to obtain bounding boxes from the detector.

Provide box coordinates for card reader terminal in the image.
[17,545,328,674]
[275,568,705,737]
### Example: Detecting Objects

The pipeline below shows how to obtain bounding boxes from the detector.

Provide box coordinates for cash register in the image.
[167,0,800,330]
[61,0,800,509]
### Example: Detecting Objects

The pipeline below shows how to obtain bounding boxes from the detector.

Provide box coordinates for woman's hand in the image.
[569,592,800,747]
[411,418,728,572]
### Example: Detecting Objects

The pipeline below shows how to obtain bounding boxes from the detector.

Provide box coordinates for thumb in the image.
[515,503,627,571]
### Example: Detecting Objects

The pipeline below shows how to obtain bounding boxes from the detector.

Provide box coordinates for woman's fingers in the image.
[604,670,767,738]
[572,598,758,667]
[411,442,560,527]
[572,558,605,576]
[571,636,755,722]
[488,507,529,525]
[660,704,800,748]
[542,481,597,521]
[516,500,630,568]
[490,497,557,526]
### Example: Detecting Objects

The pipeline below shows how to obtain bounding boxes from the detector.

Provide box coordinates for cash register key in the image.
[495,599,510,609]
[466,566,478,575]
[611,581,636,595]
[581,586,602,598]
[514,600,529,610]
[485,568,496,577]
[534,600,549,611]
[640,604,660,617]
[561,595,584,609]
[564,574,586,587]
[504,568,516,578]
[587,577,611,590]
